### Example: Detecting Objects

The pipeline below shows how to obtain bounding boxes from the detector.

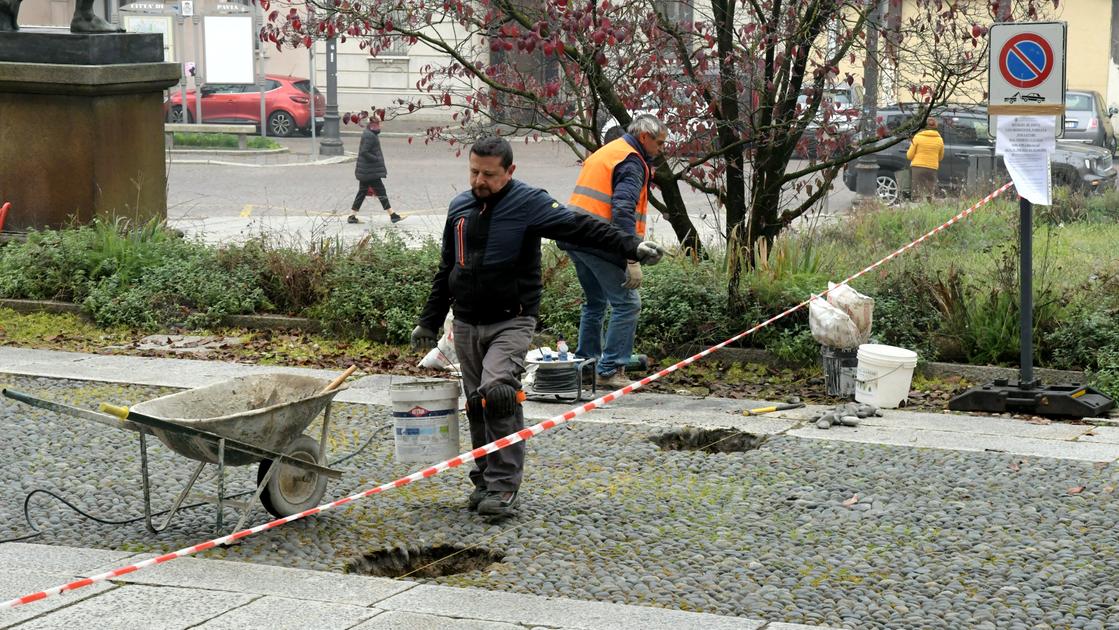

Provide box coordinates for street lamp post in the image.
[319,35,344,156]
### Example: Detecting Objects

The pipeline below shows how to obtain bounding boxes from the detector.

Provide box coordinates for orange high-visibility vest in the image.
[567,138,648,237]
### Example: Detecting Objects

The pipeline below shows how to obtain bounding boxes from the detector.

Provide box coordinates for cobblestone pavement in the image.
[3,376,1118,629]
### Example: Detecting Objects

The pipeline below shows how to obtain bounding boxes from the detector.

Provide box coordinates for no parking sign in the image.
[988,22,1066,120]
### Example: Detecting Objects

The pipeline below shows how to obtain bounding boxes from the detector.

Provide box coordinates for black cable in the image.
[0,422,393,544]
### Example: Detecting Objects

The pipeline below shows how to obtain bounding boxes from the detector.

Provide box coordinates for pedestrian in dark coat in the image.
[350,119,401,224]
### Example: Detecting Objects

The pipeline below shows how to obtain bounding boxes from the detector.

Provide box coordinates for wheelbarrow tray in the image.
[130,373,345,466]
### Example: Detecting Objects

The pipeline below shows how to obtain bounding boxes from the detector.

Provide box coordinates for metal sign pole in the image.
[257,1,266,137]
[309,43,317,157]
[193,15,202,125]
[177,15,187,122]
[1019,196,1034,387]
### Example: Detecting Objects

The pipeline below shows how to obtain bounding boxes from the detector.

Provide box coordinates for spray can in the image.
[556,336,569,361]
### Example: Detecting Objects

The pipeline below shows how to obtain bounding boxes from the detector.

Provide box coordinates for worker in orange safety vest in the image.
[558,114,668,390]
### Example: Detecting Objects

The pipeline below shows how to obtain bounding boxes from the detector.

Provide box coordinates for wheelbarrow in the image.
[2,368,354,534]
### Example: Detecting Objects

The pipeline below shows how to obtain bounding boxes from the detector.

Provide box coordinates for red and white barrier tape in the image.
[1,182,1013,610]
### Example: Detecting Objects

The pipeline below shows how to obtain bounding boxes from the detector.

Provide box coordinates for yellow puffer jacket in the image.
[906,129,944,169]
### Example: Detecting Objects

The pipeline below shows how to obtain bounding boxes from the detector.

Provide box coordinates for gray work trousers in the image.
[453,315,535,492]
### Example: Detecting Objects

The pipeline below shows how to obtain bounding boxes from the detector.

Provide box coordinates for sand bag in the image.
[809,295,861,349]
[419,313,459,371]
[827,281,874,345]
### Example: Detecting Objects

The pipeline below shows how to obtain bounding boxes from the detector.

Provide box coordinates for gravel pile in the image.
[2,375,1118,628]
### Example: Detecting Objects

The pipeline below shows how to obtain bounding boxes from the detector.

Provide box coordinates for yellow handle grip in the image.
[100,403,130,419]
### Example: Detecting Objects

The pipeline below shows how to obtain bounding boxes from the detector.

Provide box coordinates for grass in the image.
[171,132,282,150]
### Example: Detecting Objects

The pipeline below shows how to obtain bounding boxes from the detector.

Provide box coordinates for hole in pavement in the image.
[345,545,505,578]
[651,428,767,454]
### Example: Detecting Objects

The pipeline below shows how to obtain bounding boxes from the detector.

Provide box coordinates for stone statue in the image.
[0,0,125,33]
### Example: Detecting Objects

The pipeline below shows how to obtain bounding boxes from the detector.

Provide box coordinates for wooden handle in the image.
[321,365,357,393]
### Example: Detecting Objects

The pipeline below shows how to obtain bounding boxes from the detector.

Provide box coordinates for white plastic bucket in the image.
[855,344,918,409]
[390,380,461,463]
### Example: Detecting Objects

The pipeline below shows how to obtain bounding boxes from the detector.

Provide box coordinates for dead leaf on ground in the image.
[1026,417,1052,425]
[1104,485,1115,494]
[1068,485,1086,495]
[1009,462,1021,472]
[842,493,859,507]
[1094,461,1108,469]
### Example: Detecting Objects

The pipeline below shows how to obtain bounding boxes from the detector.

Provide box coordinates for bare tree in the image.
[261,0,1057,288]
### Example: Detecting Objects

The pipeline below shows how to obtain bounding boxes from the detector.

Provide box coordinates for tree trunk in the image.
[651,171,704,255]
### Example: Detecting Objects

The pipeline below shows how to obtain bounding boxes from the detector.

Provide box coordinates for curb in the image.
[166,154,355,167]
[0,297,1089,386]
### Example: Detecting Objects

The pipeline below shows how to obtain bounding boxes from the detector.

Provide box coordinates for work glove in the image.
[622,261,643,289]
[635,241,666,265]
[410,325,437,351]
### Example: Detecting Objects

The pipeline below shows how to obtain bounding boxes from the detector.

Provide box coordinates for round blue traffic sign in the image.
[999,33,1054,89]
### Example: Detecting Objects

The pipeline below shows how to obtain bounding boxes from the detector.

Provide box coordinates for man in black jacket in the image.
[411,136,666,517]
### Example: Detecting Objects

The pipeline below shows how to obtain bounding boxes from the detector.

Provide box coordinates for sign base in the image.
[948,379,1115,419]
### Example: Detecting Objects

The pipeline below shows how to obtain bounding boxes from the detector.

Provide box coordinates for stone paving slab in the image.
[376,584,764,630]
[7,583,254,630]
[854,410,1095,440]
[0,574,117,629]
[788,424,1119,462]
[192,595,381,629]
[1076,425,1119,444]
[350,611,521,629]
[102,555,413,607]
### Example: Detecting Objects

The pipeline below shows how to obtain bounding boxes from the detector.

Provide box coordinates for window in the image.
[653,0,693,25]
[1067,93,1094,111]
[943,116,990,146]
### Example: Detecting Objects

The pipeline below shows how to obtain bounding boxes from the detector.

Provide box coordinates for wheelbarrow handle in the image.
[2,388,141,433]
[98,402,342,479]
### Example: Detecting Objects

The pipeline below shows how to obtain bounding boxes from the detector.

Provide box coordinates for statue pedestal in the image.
[0,33,178,231]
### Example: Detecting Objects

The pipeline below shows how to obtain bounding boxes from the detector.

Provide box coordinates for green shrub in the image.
[83,245,265,329]
[310,233,441,341]
[172,132,281,150]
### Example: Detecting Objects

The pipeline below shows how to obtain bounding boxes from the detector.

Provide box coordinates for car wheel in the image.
[876,171,900,205]
[1053,168,1080,191]
[268,111,296,137]
[167,105,189,123]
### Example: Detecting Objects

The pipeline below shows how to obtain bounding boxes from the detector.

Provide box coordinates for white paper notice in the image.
[996,115,1056,205]
[1002,152,1052,205]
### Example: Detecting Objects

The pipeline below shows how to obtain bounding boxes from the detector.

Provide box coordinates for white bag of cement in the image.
[419,313,459,371]
[827,282,874,345]
[809,295,861,349]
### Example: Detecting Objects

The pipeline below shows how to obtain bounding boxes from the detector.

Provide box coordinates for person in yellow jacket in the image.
[906,118,945,201]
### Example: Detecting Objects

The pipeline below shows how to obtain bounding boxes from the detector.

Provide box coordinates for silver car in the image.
[1063,90,1117,154]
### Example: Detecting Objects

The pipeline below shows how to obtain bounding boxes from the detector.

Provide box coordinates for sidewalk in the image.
[2,346,1118,628]
[2,346,1116,463]
[1,542,789,630]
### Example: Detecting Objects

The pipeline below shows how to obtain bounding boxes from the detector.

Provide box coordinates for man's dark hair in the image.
[470,136,514,169]
[603,125,626,144]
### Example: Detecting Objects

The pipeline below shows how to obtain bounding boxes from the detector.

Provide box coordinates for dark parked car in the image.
[843,106,1116,204]
[164,74,325,137]
[1063,90,1117,154]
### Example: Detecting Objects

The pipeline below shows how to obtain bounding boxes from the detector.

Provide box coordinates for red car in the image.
[164,74,325,137]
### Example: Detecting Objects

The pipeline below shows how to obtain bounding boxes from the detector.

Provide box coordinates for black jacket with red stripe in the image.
[418,179,643,330]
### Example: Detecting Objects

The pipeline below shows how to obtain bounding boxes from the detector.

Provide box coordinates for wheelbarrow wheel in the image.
[256,435,327,518]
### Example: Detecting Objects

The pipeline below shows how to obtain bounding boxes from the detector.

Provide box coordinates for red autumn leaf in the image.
[443,93,452,106]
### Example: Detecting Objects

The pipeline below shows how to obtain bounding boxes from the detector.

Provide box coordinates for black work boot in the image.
[477,490,518,516]
[467,486,487,511]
